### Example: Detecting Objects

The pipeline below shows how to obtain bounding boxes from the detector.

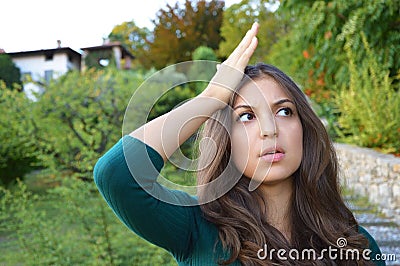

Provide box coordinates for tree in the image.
[218,0,282,62]
[0,54,22,89]
[192,46,217,61]
[30,68,144,179]
[0,81,38,186]
[189,46,218,93]
[268,0,400,104]
[335,33,400,155]
[146,0,224,69]
[265,0,400,143]
[108,21,152,68]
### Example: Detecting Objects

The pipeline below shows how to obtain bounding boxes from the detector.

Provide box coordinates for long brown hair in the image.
[197,63,373,265]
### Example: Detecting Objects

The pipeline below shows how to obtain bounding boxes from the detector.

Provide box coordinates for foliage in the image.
[187,48,217,99]
[188,46,218,94]
[1,64,202,185]
[108,20,152,69]
[144,0,224,69]
[192,46,217,61]
[0,64,199,265]
[30,68,143,179]
[0,178,177,265]
[218,0,283,62]
[0,82,38,187]
[334,32,400,155]
[0,54,22,88]
[148,85,195,122]
[84,50,116,69]
[268,0,400,105]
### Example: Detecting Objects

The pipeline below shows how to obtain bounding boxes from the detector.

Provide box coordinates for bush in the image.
[0,54,22,88]
[30,68,144,179]
[192,46,217,61]
[334,32,400,155]
[0,82,39,186]
[0,178,177,265]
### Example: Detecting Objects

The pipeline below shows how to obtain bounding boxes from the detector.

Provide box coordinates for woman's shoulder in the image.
[358,225,379,248]
[358,225,385,265]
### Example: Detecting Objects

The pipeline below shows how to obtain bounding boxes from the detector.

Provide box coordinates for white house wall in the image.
[12,53,77,82]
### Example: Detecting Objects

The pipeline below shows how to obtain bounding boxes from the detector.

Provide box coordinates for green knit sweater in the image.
[94,136,385,265]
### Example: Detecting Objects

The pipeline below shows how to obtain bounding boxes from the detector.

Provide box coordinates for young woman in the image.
[94,23,384,265]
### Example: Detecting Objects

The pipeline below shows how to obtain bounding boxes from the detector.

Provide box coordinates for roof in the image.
[81,42,134,59]
[7,47,81,58]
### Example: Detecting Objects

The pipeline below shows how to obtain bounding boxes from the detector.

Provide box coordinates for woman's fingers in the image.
[226,22,259,67]
[235,23,259,54]
[205,22,259,102]
[237,36,258,67]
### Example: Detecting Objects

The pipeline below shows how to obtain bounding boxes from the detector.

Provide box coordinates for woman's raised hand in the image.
[202,22,259,105]
[130,23,258,162]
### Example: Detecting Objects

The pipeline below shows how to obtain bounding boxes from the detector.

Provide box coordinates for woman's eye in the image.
[238,112,255,122]
[276,107,293,117]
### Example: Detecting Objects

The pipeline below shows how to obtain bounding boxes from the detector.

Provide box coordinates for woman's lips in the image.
[260,152,285,163]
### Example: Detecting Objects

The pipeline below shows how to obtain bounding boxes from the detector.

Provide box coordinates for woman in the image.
[94,23,383,265]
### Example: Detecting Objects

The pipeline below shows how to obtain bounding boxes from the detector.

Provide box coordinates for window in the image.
[45,53,54,61]
[44,70,53,84]
[22,72,32,82]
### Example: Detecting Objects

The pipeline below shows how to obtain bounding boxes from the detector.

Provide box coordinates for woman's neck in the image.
[257,176,294,241]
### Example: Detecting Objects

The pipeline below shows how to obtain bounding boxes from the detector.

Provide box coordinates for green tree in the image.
[188,46,218,94]
[192,46,218,61]
[31,68,143,179]
[28,66,197,180]
[268,0,400,104]
[265,0,400,140]
[146,0,224,69]
[335,33,400,155]
[108,20,152,69]
[218,0,282,62]
[0,54,22,88]
[0,82,38,186]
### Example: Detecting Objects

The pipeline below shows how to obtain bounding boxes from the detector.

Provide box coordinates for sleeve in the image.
[358,226,386,266]
[93,135,199,260]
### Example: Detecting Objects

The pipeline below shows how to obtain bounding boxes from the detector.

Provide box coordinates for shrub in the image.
[0,82,39,186]
[334,32,400,155]
[31,68,143,179]
[0,178,177,265]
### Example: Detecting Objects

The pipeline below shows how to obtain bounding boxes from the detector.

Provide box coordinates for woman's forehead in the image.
[234,78,291,106]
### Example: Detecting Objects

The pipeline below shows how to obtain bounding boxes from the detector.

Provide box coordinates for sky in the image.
[0,0,242,53]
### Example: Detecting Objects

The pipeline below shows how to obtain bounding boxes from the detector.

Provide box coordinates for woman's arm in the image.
[95,23,259,260]
[130,22,259,161]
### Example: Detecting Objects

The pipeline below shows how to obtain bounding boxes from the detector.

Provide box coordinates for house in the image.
[8,46,81,84]
[7,44,81,100]
[6,40,134,100]
[81,41,134,70]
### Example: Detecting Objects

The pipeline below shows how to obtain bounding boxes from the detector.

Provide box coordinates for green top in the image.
[94,136,385,265]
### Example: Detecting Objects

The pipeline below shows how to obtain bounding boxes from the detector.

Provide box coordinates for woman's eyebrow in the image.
[233,99,294,110]
[233,104,252,111]
[273,98,294,107]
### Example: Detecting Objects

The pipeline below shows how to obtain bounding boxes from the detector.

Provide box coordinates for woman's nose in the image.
[259,114,277,138]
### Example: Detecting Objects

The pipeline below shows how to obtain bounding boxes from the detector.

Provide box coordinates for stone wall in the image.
[335,143,400,224]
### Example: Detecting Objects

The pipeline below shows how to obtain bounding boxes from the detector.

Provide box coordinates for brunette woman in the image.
[94,23,384,265]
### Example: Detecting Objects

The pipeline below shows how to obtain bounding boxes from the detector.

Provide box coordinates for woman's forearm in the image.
[130,22,259,162]
[129,88,225,162]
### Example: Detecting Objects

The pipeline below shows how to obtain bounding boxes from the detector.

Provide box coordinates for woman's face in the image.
[230,77,303,186]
